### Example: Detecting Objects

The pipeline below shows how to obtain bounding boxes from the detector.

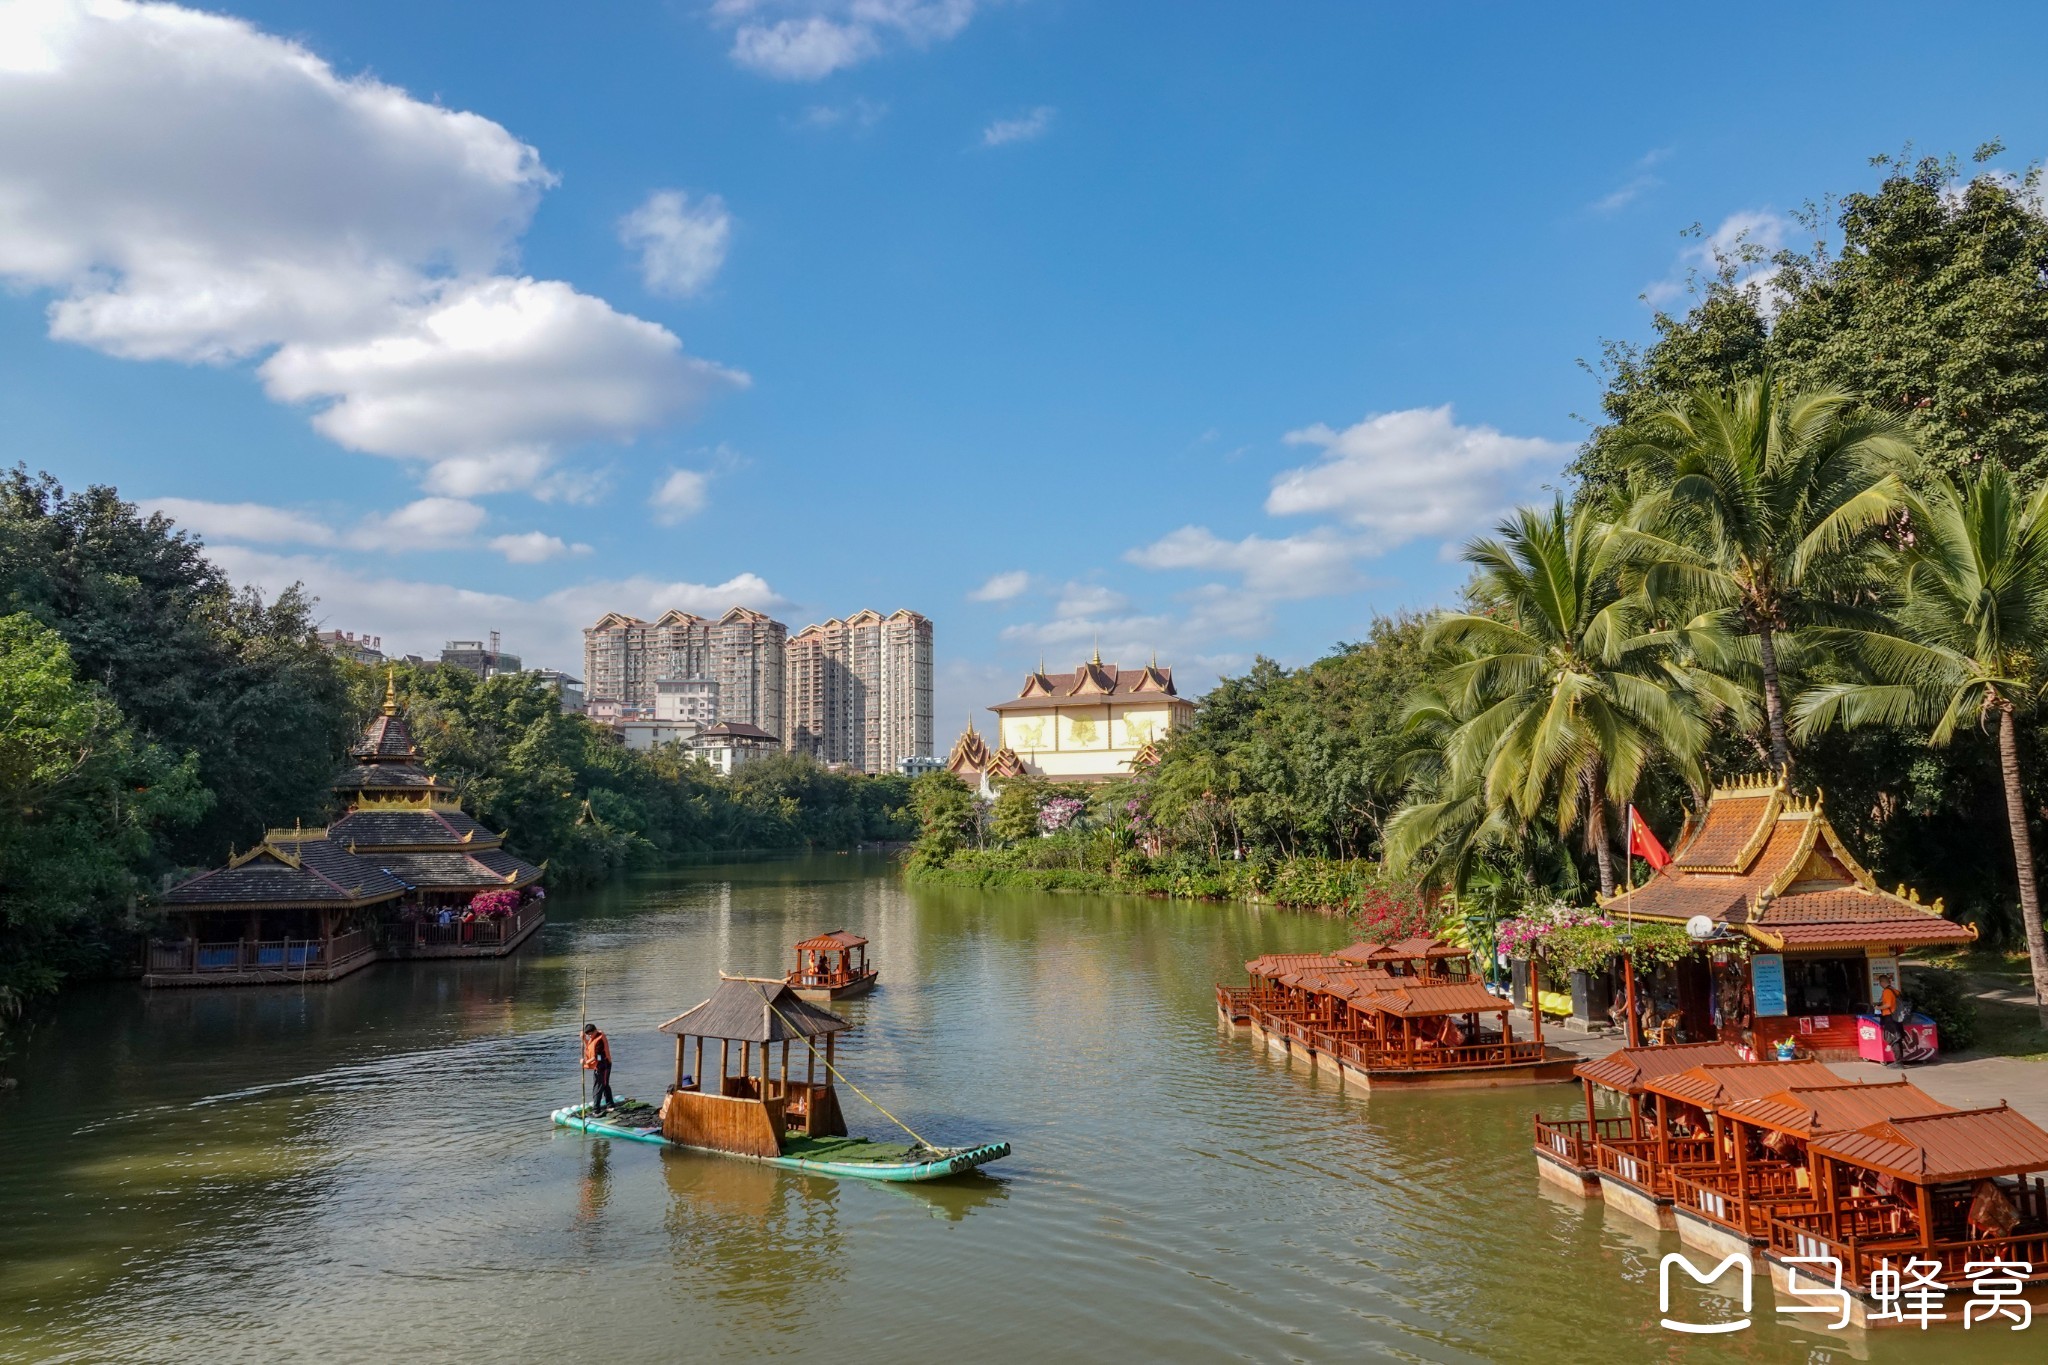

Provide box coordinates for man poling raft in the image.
[551,975,1009,1183]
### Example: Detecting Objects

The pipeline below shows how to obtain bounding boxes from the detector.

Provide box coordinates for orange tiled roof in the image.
[1574,1041,1750,1092]
[1606,774,1974,953]
[1720,1083,1953,1138]
[1813,1105,2048,1183]
[1643,1060,1852,1109]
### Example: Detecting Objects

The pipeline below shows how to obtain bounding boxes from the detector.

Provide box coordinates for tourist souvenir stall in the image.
[1602,775,1974,1060]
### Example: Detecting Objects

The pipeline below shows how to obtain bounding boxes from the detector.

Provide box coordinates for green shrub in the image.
[1902,965,1979,1053]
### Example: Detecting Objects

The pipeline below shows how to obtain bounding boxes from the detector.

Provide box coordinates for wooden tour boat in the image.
[551,975,1007,1183]
[787,930,878,1001]
[1218,937,1577,1089]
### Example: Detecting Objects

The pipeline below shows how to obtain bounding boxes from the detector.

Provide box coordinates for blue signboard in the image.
[1751,953,1787,1018]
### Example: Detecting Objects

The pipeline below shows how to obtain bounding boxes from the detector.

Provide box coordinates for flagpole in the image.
[1623,806,1642,1048]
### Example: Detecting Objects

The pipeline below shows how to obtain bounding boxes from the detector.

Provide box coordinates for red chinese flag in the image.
[1627,805,1672,871]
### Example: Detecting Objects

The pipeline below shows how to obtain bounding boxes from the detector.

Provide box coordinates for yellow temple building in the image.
[947,654,1193,785]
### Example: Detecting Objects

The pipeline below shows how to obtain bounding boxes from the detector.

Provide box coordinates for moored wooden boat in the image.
[786,930,878,1000]
[1219,938,1577,1089]
[552,975,1007,1183]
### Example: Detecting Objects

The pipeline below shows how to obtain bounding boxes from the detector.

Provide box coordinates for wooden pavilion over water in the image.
[146,675,545,986]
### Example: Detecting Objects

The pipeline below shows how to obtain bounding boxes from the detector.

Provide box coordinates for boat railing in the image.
[1762,1211,2048,1290]
[145,929,374,976]
[1669,1169,1747,1233]
[1336,1037,1551,1071]
[1215,985,1254,1021]
[1591,1136,1716,1194]
[1531,1114,1635,1167]
[788,965,873,989]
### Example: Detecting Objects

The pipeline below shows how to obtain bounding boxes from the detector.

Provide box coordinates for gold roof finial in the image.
[381,668,399,716]
[1091,633,1102,667]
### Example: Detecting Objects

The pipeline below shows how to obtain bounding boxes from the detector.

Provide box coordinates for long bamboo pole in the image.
[578,968,589,1114]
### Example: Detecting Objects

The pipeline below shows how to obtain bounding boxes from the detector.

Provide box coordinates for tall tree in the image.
[1618,375,1913,770]
[1792,465,2048,1023]
[1417,499,1719,897]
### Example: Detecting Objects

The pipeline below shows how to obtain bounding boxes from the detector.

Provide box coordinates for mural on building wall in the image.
[1010,717,1051,750]
[1065,715,1102,748]
[1115,711,1161,748]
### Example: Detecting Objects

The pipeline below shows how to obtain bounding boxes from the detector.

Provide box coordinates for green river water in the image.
[0,855,2035,1363]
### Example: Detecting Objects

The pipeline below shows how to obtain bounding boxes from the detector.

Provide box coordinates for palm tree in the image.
[1793,464,2048,1025]
[1620,373,1914,771]
[1414,497,1726,897]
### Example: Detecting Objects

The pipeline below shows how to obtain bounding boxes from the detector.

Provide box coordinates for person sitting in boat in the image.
[582,1023,616,1111]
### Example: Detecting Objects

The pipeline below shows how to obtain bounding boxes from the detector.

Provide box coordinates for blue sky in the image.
[6,1,2048,743]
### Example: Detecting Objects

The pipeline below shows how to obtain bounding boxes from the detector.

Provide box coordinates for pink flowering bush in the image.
[1038,796,1085,834]
[469,889,520,918]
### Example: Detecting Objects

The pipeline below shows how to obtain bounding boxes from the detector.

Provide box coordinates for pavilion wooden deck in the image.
[382,904,547,960]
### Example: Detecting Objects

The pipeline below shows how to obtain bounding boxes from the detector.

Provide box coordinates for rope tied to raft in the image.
[764,997,937,1153]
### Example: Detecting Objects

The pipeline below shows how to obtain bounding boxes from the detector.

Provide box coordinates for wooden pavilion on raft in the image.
[656,976,850,1157]
[1602,773,1974,1057]
[1217,937,1578,1088]
[786,930,878,1001]
[1767,1104,2048,1322]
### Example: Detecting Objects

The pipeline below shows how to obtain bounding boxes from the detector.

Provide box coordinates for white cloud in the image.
[620,190,733,298]
[793,98,887,131]
[355,497,488,542]
[651,468,711,524]
[209,543,791,672]
[489,531,590,563]
[712,1,977,80]
[0,1,741,496]
[1053,582,1127,618]
[141,496,337,546]
[1125,525,1362,598]
[1267,406,1572,548]
[1589,148,1670,215]
[967,569,1031,602]
[982,105,1054,147]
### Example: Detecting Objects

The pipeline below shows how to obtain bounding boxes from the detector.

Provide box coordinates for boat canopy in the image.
[659,976,850,1044]
[794,929,867,951]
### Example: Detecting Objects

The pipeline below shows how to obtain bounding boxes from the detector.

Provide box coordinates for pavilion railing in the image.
[400,904,542,949]
[145,927,373,977]
[1531,1114,1636,1168]
[1332,1037,1551,1071]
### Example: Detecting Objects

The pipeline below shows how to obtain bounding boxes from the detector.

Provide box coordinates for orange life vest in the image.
[582,1030,609,1069]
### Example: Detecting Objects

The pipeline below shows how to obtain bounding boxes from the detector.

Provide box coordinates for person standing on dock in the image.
[582,1023,616,1110]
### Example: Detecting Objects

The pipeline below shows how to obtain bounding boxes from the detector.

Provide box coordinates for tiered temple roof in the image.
[1605,773,1976,952]
[990,656,1179,713]
[163,676,542,913]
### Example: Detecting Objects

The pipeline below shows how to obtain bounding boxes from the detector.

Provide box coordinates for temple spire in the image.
[380,668,399,716]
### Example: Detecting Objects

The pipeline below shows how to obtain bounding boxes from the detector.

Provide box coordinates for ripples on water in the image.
[0,857,1994,1363]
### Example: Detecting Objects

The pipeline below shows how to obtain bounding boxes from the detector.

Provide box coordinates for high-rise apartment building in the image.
[583,606,786,739]
[785,608,933,773]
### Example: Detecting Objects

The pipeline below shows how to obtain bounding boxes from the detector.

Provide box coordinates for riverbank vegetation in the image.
[0,468,912,1032]
[908,147,2048,1025]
